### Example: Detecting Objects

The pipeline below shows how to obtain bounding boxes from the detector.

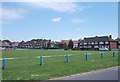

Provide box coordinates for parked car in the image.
[99,47,109,51]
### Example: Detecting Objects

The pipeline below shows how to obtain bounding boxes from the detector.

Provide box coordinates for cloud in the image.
[51,17,61,22]
[23,2,82,13]
[0,8,26,23]
[71,19,86,24]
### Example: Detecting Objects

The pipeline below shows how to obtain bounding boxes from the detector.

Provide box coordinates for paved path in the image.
[51,66,119,80]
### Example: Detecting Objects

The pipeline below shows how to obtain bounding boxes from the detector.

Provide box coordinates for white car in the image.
[99,48,109,51]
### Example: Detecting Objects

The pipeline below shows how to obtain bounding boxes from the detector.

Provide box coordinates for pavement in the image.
[50,66,119,80]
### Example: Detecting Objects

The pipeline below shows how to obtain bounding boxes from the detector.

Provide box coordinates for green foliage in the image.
[68,40,73,49]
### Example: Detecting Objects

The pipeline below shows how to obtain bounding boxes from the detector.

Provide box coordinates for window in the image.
[88,42,91,44]
[88,46,91,48]
[80,46,83,48]
[105,46,109,48]
[105,41,109,44]
[80,43,82,45]
[83,46,87,48]
[95,42,98,44]
[119,41,120,44]
[99,42,104,44]
[94,46,98,48]
[118,46,120,49]
[92,42,94,44]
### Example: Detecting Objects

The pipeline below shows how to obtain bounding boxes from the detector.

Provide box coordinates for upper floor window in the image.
[99,42,104,44]
[92,42,94,44]
[105,41,109,44]
[95,42,98,44]
[88,42,91,44]
[119,41,120,44]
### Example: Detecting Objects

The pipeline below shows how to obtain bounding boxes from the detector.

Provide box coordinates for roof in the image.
[50,41,54,44]
[116,38,120,41]
[61,40,69,44]
[12,42,20,44]
[81,36,114,43]
[1,42,12,47]
[73,40,79,44]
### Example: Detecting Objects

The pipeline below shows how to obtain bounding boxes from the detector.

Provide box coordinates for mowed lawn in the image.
[2,50,119,80]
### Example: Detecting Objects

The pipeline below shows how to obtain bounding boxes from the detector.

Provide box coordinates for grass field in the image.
[1,50,119,80]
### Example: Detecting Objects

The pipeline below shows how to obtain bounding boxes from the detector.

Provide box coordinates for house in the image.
[58,40,79,49]
[1,42,13,50]
[116,38,120,50]
[12,42,20,48]
[73,40,79,48]
[18,39,51,49]
[50,41,55,48]
[18,41,26,48]
[61,40,70,45]
[79,35,117,50]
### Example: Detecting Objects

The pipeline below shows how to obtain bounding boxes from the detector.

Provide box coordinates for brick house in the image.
[50,41,55,48]
[18,39,50,49]
[58,40,79,49]
[0,41,13,50]
[18,41,26,48]
[79,35,117,50]
[58,42,67,49]
[73,40,79,48]
[12,42,20,48]
[116,38,120,50]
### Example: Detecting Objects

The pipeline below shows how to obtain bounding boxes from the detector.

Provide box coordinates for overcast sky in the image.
[1,2,118,42]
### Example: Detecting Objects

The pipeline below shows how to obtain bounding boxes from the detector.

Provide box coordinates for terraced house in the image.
[18,39,50,49]
[79,35,118,50]
[116,38,120,50]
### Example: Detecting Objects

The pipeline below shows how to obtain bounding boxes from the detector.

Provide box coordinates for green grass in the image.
[2,50,119,80]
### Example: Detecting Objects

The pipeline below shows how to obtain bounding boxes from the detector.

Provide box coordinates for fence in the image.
[2,51,117,70]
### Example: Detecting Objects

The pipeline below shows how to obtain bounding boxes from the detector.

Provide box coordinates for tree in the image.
[47,40,51,49]
[2,40,12,45]
[68,39,73,49]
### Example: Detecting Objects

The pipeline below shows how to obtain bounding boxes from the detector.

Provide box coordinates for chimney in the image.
[109,35,112,39]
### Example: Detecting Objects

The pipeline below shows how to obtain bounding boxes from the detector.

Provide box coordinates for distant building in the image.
[116,38,120,50]
[73,40,79,48]
[79,35,117,50]
[12,42,20,48]
[0,41,13,50]
[18,39,50,49]
[58,40,79,49]
[50,41,55,48]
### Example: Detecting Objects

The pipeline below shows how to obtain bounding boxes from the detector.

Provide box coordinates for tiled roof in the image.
[81,36,114,43]
[73,40,79,44]
[1,42,11,47]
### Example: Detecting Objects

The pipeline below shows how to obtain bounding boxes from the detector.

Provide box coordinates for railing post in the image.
[66,54,69,63]
[101,52,104,58]
[3,58,6,70]
[86,52,88,61]
[40,55,43,65]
